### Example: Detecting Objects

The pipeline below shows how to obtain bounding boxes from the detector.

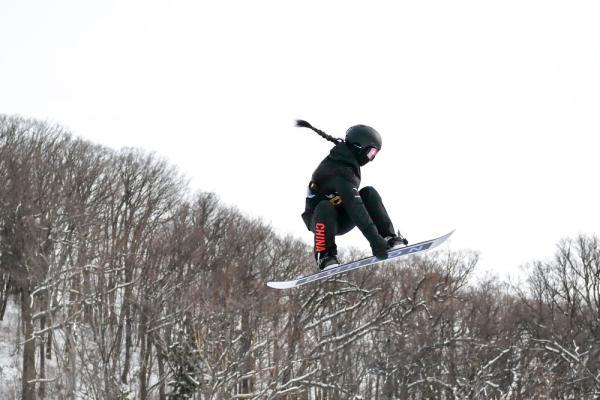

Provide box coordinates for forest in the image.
[1,115,599,399]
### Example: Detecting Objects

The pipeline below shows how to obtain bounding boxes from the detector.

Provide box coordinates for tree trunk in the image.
[139,311,152,400]
[37,290,50,399]
[0,274,10,321]
[65,327,77,400]
[121,260,134,384]
[158,349,166,400]
[38,334,46,399]
[240,310,254,395]
[21,287,37,400]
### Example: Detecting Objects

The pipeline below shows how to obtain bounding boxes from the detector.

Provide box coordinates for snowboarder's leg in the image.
[310,200,342,269]
[335,206,356,236]
[310,200,337,253]
[359,186,396,237]
[360,186,408,247]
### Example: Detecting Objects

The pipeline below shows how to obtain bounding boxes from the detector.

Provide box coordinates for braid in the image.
[295,120,344,145]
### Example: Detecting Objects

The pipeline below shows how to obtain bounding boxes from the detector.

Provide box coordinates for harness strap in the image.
[309,181,343,206]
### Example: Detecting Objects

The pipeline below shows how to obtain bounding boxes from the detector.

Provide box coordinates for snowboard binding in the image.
[386,230,408,250]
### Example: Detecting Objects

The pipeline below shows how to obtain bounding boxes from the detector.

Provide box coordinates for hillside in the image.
[1,115,599,399]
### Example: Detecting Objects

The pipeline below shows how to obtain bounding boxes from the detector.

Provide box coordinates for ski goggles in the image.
[366,147,379,161]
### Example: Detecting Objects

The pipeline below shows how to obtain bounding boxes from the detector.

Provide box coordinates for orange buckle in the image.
[329,195,343,206]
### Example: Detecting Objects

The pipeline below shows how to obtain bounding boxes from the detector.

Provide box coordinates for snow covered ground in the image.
[0,297,159,399]
[0,298,21,399]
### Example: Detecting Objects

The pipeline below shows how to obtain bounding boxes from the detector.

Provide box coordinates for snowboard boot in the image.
[385,231,408,250]
[316,250,340,271]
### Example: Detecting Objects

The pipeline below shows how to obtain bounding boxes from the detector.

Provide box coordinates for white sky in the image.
[1,0,599,278]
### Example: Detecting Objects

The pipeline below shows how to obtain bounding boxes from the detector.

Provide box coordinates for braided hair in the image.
[295,120,344,145]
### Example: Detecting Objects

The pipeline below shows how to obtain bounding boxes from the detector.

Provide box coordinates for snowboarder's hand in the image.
[369,236,389,260]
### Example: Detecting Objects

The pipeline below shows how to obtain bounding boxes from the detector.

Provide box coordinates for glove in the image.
[369,235,389,260]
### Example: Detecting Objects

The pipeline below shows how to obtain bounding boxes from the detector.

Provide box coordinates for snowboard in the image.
[267,230,454,289]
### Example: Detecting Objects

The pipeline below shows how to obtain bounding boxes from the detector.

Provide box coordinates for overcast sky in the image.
[1,0,599,277]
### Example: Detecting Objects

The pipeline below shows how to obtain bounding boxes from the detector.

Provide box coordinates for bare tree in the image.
[519,235,600,398]
[6,114,600,400]
[1,116,68,399]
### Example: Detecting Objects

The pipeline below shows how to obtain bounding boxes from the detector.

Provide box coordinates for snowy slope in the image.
[0,298,21,399]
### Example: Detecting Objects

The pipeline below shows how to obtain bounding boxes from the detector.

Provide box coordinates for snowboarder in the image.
[297,120,408,271]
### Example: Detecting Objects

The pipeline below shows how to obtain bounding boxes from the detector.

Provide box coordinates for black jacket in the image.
[302,142,381,243]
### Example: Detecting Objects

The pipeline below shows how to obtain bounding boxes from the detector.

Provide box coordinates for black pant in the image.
[308,186,395,256]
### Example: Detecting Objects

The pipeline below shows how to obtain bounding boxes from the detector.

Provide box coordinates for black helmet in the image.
[345,124,382,165]
[345,125,382,149]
